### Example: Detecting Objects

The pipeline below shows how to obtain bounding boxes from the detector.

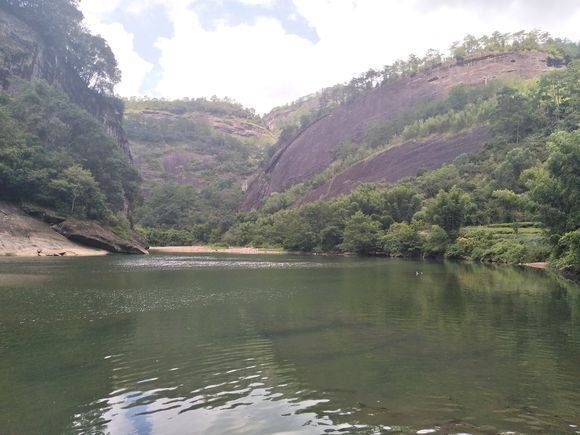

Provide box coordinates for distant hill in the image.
[243,51,557,210]
[123,98,276,235]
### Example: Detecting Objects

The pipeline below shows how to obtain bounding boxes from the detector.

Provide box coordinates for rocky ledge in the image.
[54,220,149,255]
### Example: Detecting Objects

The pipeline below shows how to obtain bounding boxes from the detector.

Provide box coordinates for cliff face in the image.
[299,127,490,204]
[242,51,554,210]
[0,9,132,161]
[124,100,275,198]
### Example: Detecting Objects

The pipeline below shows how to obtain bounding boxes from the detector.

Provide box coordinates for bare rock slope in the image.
[243,51,553,210]
[0,202,148,256]
[300,127,490,204]
[0,203,104,256]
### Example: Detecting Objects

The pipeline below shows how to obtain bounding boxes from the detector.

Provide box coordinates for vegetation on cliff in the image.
[1,0,120,95]
[266,31,578,149]
[0,1,139,235]
[0,80,139,222]
[123,97,275,243]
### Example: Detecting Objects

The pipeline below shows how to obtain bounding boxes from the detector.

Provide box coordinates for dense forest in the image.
[0,0,139,233]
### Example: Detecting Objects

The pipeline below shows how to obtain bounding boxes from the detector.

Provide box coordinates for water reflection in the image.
[0,255,578,434]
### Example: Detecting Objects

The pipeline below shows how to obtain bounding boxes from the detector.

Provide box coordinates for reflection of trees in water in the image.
[242,260,579,432]
[0,258,577,434]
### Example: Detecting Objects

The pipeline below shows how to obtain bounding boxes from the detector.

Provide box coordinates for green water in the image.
[0,254,578,434]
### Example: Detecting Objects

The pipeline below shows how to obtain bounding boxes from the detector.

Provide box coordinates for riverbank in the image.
[150,246,288,255]
[0,246,108,257]
[521,262,549,270]
[0,203,108,257]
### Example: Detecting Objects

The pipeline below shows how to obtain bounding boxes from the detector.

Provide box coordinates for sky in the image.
[80,0,580,113]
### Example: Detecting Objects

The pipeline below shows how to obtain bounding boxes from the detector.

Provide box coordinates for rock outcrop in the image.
[0,9,132,161]
[0,202,148,256]
[0,202,106,257]
[242,51,555,210]
[300,127,490,204]
[54,221,149,255]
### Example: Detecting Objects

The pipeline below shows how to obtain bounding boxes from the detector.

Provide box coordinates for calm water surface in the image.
[0,254,578,434]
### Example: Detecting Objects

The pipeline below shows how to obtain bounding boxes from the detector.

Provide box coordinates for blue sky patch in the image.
[105,1,174,93]
[192,0,319,44]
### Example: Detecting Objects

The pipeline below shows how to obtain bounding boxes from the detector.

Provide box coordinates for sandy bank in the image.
[150,246,287,255]
[0,203,108,257]
[521,262,549,270]
[1,245,108,257]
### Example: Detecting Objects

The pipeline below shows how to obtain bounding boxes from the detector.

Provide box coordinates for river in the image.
[0,254,578,434]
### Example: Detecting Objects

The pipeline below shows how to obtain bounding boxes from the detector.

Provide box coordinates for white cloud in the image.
[238,0,276,7]
[154,6,319,112]
[80,0,154,96]
[82,0,580,113]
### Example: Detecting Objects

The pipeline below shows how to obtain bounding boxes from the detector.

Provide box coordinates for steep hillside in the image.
[0,8,131,160]
[243,51,555,210]
[0,2,145,253]
[300,126,490,204]
[224,59,578,272]
[124,98,276,238]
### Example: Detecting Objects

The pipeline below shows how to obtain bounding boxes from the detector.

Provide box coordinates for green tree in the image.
[523,130,579,236]
[340,211,381,254]
[49,165,107,218]
[319,226,343,252]
[490,189,524,223]
[493,147,536,190]
[424,187,475,235]
[492,87,533,144]
[381,222,423,257]
[553,230,580,274]
[381,185,422,222]
[424,225,450,257]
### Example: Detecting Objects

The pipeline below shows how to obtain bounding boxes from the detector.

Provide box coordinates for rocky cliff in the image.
[242,51,555,210]
[0,9,132,160]
[125,99,275,197]
[299,126,490,204]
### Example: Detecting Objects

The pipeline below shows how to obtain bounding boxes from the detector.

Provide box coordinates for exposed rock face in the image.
[263,92,330,134]
[126,102,276,198]
[54,221,149,255]
[300,127,490,204]
[136,109,274,140]
[0,202,106,257]
[242,52,554,210]
[0,9,132,161]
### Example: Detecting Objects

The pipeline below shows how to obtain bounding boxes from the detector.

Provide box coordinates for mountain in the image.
[123,98,276,242]
[221,34,578,273]
[243,51,555,210]
[300,126,490,204]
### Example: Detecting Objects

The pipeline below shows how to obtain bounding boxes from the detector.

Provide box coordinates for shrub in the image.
[553,229,580,273]
[424,225,450,257]
[382,222,424,257]
[341,211,382,254]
